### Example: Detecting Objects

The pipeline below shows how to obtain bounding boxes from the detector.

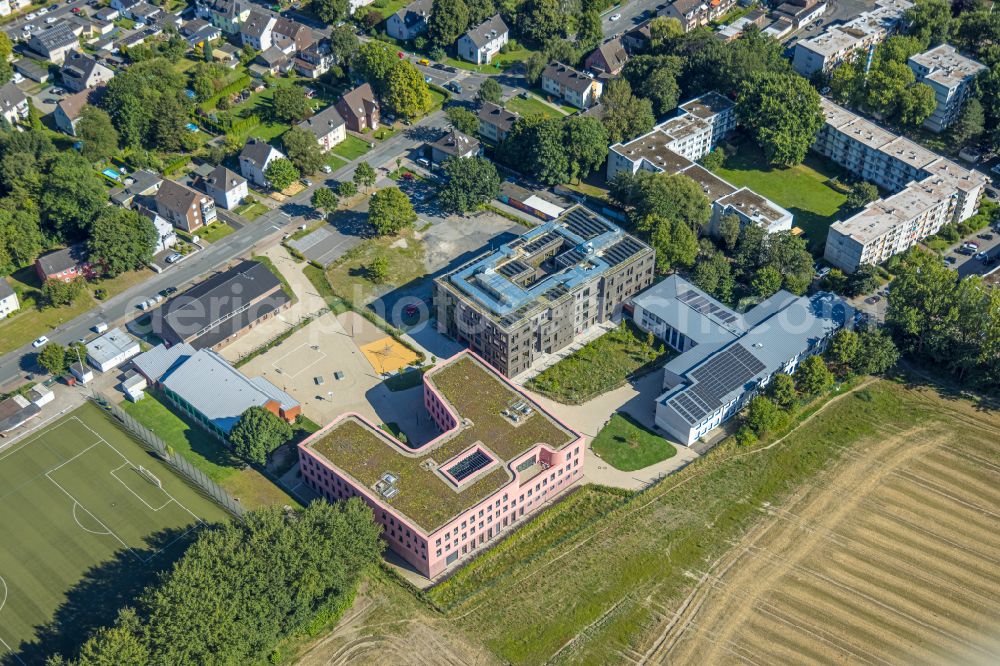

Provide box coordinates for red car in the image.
[397,51,405,59]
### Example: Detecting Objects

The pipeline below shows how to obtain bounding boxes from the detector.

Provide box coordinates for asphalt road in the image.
[602,0,660,38]
[945,229,1000,278]
[6,0,89,42]
[0,107,444,388]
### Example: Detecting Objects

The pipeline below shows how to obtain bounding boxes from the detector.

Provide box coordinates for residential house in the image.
[255,46,291,75]
[130,2,162,24]
[110,0,140,16]
[181,18,222,47]
[335,83,379,131]
[907,44,987,133]
[430,128,480,164]
[28,21,82,64]
[622,20,652,53]
[133,343,300,440]
[196,165,248,210]
[93,6,120,21]
[110,168,162,207]
[477,102,518,143]
[14,58,49,83]
[195,0,251,35]
[0,279,18,317]
[456,14,508,65]
[149,260,292,350]
[137,207,178,253]
[658,0,738,32]
[155,179,218,232]
[240,10,276,51]
[54,86,105,135]
[239,138,285,187]
[348,0,375,15]
[0,82,28,125]
[585,37,628,76]
[60,51,113,93]
[297,104,346,152]
[85,327,140,373]
[387,0,431,41]
[541,62,602,109]
[272,17,314,53]
[634,275,848,445]
[35,244,96,283]
[295,40,332,78]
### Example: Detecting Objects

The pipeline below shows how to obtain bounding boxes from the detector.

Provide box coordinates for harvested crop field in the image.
[648,386,1000,664]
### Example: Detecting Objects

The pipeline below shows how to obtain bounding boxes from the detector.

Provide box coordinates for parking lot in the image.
[945,228,1000,278]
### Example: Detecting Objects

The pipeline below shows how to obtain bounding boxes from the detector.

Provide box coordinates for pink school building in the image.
[298,351,585,579]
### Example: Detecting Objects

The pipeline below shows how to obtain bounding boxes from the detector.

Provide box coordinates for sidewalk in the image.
[511,319,618,384]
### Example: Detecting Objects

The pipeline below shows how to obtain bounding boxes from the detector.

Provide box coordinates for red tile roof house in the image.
[298,351,586,580]
[35,244,97,283]
[585,37,628,76]
[335,83,379,132]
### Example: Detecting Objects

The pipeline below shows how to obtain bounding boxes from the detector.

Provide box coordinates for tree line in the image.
[49,501,383,665]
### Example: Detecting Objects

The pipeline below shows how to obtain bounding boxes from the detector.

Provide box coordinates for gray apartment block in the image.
[433,206,655,377]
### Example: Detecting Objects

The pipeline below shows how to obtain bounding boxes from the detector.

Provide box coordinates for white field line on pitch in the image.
[109,463,174,512]
[269,341,327,379]
[45,473,131,553]
[0,406,77,454]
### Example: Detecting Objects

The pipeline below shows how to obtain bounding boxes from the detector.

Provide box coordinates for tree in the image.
[383,62,431,119]
[846,181,879,209]
[264,157,300,191]
[621,55,683,115]
[272,86,311,123]
[353,161,377,192]
[737,71,822,167]
[229,406,293,465]
[952,97,984,147]
[40,152,108,242]
[844,263,879,297]
[625,171,712,232]
[751,265,783,299]
[89,208,157,277]
[42,278,85,307]
[0,204,44,276]
[826,328,861,373]
[717,213,741,251]
[337,180,357,198]
[329,25,359,65]
[0,33,12,83]
[562,116,609,182]
[311,0,349,23]
[645,215,699,273]
[577,10,603,53]
[445,106,480,135]
[601,78,655,144]
[767,373,797,408]
[311,187,339,214]
[905,0,952,46]
[37,342,68,376]
[355,42,397,94]
[76,106,119,163]
[692,251,734,302]
[517,0,563,46]
[648,16,683,50]
[895,82,937,127]
[428,0,469,47]
[794,355,834,395]
[101,58,188,149]
[191,62,227,102]
[744,396,787,436]
[282,126,324,175]
[438,156,500,214]
[855,329,900,375]
[367,254,390,283]
[465,0,495,25]
[368,187,416,235]
[476,78,503,106]
[524,52,548,86]
[202,40,213,62]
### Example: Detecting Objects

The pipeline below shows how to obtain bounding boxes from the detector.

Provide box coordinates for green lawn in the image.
[505,94,566,119]
[332,135,372,161]
[0,402,230,656]
[707,138,850,255]
[191,221,235,244]
[372,125,398,140]
[388,166,422,181]
[325,228,426,305]
[122,393,298,510]
[233,200,269,221]
[591,413,676,471]
[324,152,348,172]
[527,321,671,404]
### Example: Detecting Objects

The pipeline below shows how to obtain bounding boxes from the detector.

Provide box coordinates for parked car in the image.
[609,12,621,20]
[978,233,994,240]
[301,178,312,187]
[165,253,182,264]
[32,336,49,348]
[45,15,58,22]
[321,164,332,173]
[945,255,957,264]
[957,246,975,255]
[975,251,988,261]
[447,82,462,93]
[424,75,432,83]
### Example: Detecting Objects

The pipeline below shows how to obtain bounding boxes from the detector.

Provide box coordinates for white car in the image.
[26,11,37,18]
[165,253,182,264]
[321,164,332,173]
[45,16,58,23]
[609,12,621,20]
[975,251,988,261]
[32,336,49,348]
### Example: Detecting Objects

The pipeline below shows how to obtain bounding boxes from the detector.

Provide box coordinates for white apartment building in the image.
[907,44,987,133]
[792,0,911,77]
[606,93,792,235]
[815,98,987,271]
[456,15,508,65]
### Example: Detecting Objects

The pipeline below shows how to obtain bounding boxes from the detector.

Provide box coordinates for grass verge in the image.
[332,135,373,161]
[590,413,676,471]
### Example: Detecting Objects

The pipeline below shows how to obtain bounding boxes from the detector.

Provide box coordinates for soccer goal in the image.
[136,465,163,489]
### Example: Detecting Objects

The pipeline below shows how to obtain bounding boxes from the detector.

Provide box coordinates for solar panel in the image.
[497,259,531,278]
[564,208,610,240]
[522,231,561,255]
[448,450,493,481]
[603,237,645,266]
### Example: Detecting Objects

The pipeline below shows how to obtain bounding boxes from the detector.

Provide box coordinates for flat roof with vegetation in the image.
[305,354,578,533]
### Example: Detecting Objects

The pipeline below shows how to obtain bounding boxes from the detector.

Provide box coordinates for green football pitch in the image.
[0,402,231,658]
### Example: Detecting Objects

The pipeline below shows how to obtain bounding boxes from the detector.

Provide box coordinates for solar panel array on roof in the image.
[555,247,587,268]
[522,231,562,255]
[563,208,609,240]
[447,449,493,481]
[499,301,536,327]
[677,289,739,325]
[668,343,767,424]
[497,259,531,278]
[543,283,569,301]
[603,237,645,266]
